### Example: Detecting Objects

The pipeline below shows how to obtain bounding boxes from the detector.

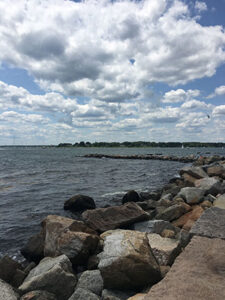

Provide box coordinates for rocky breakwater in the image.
[0,157,225,299]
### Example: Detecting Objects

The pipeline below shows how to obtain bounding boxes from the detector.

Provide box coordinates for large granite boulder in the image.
[190,207,225,240]
[43,215,99,265]
[122,190,140,204]
[0,279,19,300]
[68,288,100,300]
[82,202,149,233]
[128,294,146,300]
[75,270,103,296]
[145,236,225,300]
[64,195,96,212]
[98,230,161,290]
[172,205,204,231]
[21,290,57,300]
[213,194,225,209]
[147,234,181,266]
[155,203,190,222]
[177,187,204,204]
[133,220,179,236]
[180,166,208,179]
[19,255,77,300]
[194,177,219,191]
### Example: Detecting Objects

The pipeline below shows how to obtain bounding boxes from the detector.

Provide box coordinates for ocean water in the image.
[0,146,224,260]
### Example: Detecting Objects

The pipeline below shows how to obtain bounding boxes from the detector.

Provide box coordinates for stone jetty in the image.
[0,156,225,299]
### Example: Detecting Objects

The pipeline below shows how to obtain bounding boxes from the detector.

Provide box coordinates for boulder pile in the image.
[0,157,225,299]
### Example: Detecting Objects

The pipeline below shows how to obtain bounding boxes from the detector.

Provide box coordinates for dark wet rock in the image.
[0,279,19,300]
[20,290,57,300]
[98,229,161,290]
[133,220,179,236]
[206,181,225,196]
[122,190,140,204]
[190,207,225,240]
[136,200,157,211]
[19,255,77,300]
[146,236,225,300]
[177,187,205,204]
[21,230,45,263]
[178,229,191,249]
[139,191,161,201]
[23,263,36,275]
[68,288,100,300]
[0,255,22,284]
[64,194,96,212]
[76,270,103,296]
[155,203,191,222]
[82,202,149,233]
[213,194,225,209]
[147,234,181,266]
[10,269,26,288]
[87,255,99,270]
[161,186,181,197]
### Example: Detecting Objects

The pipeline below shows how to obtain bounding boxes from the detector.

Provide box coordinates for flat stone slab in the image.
[145,236,225,300]
[190,207,225,240]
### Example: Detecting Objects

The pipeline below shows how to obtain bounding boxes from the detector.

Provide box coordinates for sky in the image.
[0,0,225,145]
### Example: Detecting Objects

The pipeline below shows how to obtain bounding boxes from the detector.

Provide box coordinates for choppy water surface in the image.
[0,146,224,260]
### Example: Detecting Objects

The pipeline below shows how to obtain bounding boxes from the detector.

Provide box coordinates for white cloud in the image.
[162,89,200,103]
[207,85,225,98]
[212,105,225,115]
[0,0,224,103]
[195,1,207,12]
[181,99,212,110]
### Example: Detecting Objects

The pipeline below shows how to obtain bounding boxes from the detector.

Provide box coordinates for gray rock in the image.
[98,229,161,290]
[68,288,100,300]
[136,200,157,210]
[178,187,205,204]
[180,166,208,179]
[194,177,219,191]
[0,279,19,300]
[0,255,22,283]
[133,220,179,235]
[19,255,76,300]
[214,194,225,209]
[21,230,45,263]
[76,270,103,296]
[190,207,225,240]
[20,290,57,300]
[82,202,149,233]
[145,236,225,300]
[147,234,181,266]
[204,194,217,203]
[155,204,189,221]
[102,289,134,300]
[206,181,225,196]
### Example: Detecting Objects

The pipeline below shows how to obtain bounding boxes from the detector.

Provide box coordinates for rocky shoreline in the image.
[0,156,225,299]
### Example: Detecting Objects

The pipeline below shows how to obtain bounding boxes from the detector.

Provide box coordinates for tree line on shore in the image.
[57,141,225,148]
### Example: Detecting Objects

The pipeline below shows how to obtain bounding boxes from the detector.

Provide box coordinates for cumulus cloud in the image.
[162,89,200,103]
[0,0,225,103]
[212,105,225,115]
[195,1,207,12]
[181,99,212,110]
[207,85,225,98]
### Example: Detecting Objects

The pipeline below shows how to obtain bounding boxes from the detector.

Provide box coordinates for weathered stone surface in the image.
[102,289,134,300]
[194,177,219,191]
[21,230,45,263]
[147,234,181,266]
[0,255,22,283]
[19,255,76,300]
[64,194,96,212]
[136,200,157,211]
[0,279,19,300]
[180,165,208,179]
[98,230,161,290]
[214,194,225,209]
[207,165,225,177]
[159,266,170,278]
[190,207,225,240]
[140,191,161,201]
[68,288,100,300]
[82,202,149,233]
[10,269,26,288]
[206,181,225,196]
[172,205,204,230]
[43,215,99,265]
[182,173,197,185]
[122,190,140,204]
[178,187,204,204]
[133,220,179,236]
[21,290,57,300]
[76,270,103,296]
[200,200,212,209]
[145,236,225,300]
[128,294,147,300]
[155,203,190,222]
[87,255,99,270]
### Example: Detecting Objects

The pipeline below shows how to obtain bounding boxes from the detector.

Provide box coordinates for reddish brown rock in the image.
[82,202,149,233]
[207,165,225,177]
[172,205,204,231]
[145,236,225,300]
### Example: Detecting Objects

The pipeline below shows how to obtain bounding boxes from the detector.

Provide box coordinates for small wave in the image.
[101,191,124,197]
